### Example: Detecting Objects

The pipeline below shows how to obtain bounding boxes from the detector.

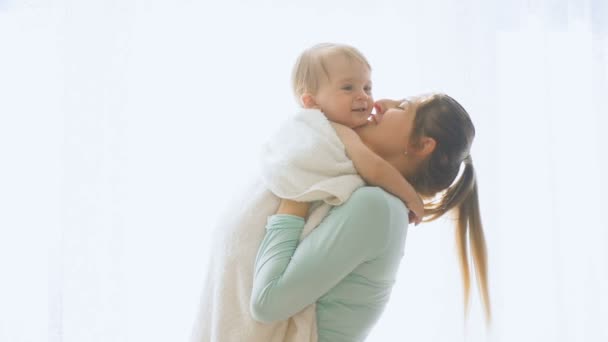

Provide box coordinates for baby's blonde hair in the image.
[291,43,371,105]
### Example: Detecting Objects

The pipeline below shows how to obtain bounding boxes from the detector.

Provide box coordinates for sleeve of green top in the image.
[250,187,396,323]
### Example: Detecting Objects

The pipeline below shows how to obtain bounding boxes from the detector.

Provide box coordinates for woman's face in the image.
[355,97,421,160]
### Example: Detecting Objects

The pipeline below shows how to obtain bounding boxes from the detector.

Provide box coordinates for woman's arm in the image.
[331,123,423,224]
[275,198,311,217]
[250,187,399,323]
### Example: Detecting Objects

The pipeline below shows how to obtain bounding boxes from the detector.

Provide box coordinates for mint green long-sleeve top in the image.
[250,187,409,342]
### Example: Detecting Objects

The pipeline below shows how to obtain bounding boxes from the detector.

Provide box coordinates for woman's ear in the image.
[300,93,318,109]
[415,137,436,158]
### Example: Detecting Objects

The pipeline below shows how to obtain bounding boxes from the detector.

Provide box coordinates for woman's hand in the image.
[276,199,311,218]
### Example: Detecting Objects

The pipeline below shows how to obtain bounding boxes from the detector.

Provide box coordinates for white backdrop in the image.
[1,0,607,341]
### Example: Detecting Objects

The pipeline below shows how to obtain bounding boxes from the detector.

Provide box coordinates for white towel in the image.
[190,109,364,342]
[261,109,364,206]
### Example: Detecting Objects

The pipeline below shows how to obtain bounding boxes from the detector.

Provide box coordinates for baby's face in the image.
[312,55,373,128]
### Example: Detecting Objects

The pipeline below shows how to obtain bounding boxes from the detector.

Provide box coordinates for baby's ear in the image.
[300,93,317,108]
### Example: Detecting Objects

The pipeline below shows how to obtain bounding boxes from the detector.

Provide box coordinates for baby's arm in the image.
[332,123,423,224]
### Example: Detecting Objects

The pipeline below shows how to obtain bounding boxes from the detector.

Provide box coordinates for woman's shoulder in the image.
[344,187,409,223]
[350,186,408,209]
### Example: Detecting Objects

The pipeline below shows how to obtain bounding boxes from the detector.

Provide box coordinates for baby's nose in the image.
[356,91,370,99]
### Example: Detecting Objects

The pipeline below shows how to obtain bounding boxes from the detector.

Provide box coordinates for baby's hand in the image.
[406,195,424,226]
[408,211,419,225]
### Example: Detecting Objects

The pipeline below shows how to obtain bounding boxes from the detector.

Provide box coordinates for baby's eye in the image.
[364,86,372,94]
[341,85,353,91]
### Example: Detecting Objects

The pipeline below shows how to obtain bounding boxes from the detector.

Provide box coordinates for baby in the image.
[262,43,423,223]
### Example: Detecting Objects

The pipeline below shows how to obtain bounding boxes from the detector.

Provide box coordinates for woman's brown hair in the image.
[408,94,491,323]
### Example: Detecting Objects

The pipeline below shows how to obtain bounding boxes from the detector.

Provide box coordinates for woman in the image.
[191,93,490,342]
[249,94,491,341]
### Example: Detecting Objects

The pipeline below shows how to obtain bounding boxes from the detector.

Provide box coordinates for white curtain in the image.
[1,0,606,341]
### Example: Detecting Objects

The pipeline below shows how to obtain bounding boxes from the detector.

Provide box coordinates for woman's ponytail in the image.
[455,159,491,324]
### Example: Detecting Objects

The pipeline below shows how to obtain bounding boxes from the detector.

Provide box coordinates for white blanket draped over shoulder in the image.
[190,109,365,342]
